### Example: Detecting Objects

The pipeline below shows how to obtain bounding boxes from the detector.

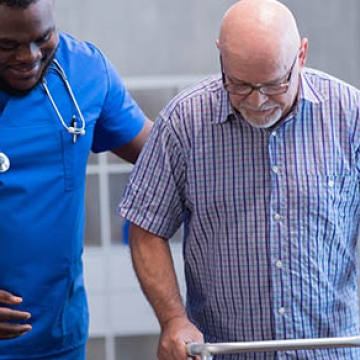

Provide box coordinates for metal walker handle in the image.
[186,336,360,360]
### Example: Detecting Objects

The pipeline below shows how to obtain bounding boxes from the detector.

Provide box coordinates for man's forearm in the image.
[129,223,186,328]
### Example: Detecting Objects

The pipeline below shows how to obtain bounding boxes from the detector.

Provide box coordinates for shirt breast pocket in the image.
[326,174,359,220]
[300,173,359,225]
[61,125,93,192]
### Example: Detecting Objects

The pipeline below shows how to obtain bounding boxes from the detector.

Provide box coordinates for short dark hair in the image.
[0,0,41,8]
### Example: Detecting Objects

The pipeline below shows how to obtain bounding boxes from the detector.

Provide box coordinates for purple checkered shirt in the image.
[119,68,360,359]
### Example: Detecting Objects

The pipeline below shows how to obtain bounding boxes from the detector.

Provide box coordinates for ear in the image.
[215,39,220,50]
[298,38,308,68]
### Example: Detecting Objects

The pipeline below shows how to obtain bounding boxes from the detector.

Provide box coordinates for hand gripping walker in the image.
[186,335,360,360]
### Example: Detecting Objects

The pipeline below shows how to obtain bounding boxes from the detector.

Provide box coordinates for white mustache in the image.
[241,104,278,112]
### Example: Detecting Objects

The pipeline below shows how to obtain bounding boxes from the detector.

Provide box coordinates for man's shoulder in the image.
[179,74,223,97]
[303,67,360,91]
[158,74,231,126]
[53,33,114,89]
[301,67,360,103]
[165,74,223,109]
[57,32,105,62]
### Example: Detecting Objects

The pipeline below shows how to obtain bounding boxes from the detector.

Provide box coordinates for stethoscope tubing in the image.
[42,59,86,136]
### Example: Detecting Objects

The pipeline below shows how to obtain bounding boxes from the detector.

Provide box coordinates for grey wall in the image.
[56,0,360,86]
[282,0,360,87]
[55,0,236,76]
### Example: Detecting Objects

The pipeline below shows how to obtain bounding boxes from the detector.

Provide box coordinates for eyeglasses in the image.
[221,54,298,96]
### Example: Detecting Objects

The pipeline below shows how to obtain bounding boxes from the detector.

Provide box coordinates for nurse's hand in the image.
[0,290,32,340]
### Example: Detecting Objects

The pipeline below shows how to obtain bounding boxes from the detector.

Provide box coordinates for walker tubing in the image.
[186,336,360,356]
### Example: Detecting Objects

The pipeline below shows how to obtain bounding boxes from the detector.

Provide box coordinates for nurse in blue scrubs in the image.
[0,0,152,358]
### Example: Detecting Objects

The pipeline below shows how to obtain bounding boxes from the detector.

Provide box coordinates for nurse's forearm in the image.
[128,223,186,328]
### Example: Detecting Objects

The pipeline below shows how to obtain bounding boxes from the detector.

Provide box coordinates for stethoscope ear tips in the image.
[0,152,10,173]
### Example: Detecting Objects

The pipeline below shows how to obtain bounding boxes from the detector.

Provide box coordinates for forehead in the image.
[222,52,291,84]
[0,0,55,40]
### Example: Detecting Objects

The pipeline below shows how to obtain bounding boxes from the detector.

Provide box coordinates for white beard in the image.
[238,104,282,129]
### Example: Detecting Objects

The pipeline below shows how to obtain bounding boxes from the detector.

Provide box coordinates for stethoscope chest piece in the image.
[0,152,10,173]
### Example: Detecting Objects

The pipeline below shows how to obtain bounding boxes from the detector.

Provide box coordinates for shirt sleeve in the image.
[91,54,146,153]
[118,114,186,239]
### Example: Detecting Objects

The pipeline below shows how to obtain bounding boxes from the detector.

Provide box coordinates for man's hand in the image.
[0,290,32,340]
[158,316,204,360]
[128,224,203,359]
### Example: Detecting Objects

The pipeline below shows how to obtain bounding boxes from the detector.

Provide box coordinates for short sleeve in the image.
[91,55,146,153]
[118,115,186,239]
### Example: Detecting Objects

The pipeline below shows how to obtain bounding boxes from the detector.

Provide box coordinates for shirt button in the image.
[328,180,334,187]
[274,213,281,221]
[271,131,277,137]
[272,166,280,174]
[278,307,286,315]
[275,260,283,268]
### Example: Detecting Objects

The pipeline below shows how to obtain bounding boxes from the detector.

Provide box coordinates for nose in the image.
[15,43,41,62]
[244,89,269,108]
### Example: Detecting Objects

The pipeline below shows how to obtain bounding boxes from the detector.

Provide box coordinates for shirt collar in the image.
[298,69,329,104]
[215,86,236,124]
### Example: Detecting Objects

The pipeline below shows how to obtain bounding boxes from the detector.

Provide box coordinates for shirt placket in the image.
[268,126,294,358]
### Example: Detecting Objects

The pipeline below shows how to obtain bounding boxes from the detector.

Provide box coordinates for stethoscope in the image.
[0,152,10,172]
[0,59,86,173]
[42,59,86,142]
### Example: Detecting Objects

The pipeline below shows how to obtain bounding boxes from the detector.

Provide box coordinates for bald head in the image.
[217,0,308,129]
[218,0,300,68]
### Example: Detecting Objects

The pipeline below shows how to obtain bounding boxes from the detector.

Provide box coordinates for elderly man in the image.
[120,0,360,359]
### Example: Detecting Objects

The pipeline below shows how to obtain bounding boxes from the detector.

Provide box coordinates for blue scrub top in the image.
[0,33,145,358]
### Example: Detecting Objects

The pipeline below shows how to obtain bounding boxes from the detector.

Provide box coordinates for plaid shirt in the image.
[119,69,360,359]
